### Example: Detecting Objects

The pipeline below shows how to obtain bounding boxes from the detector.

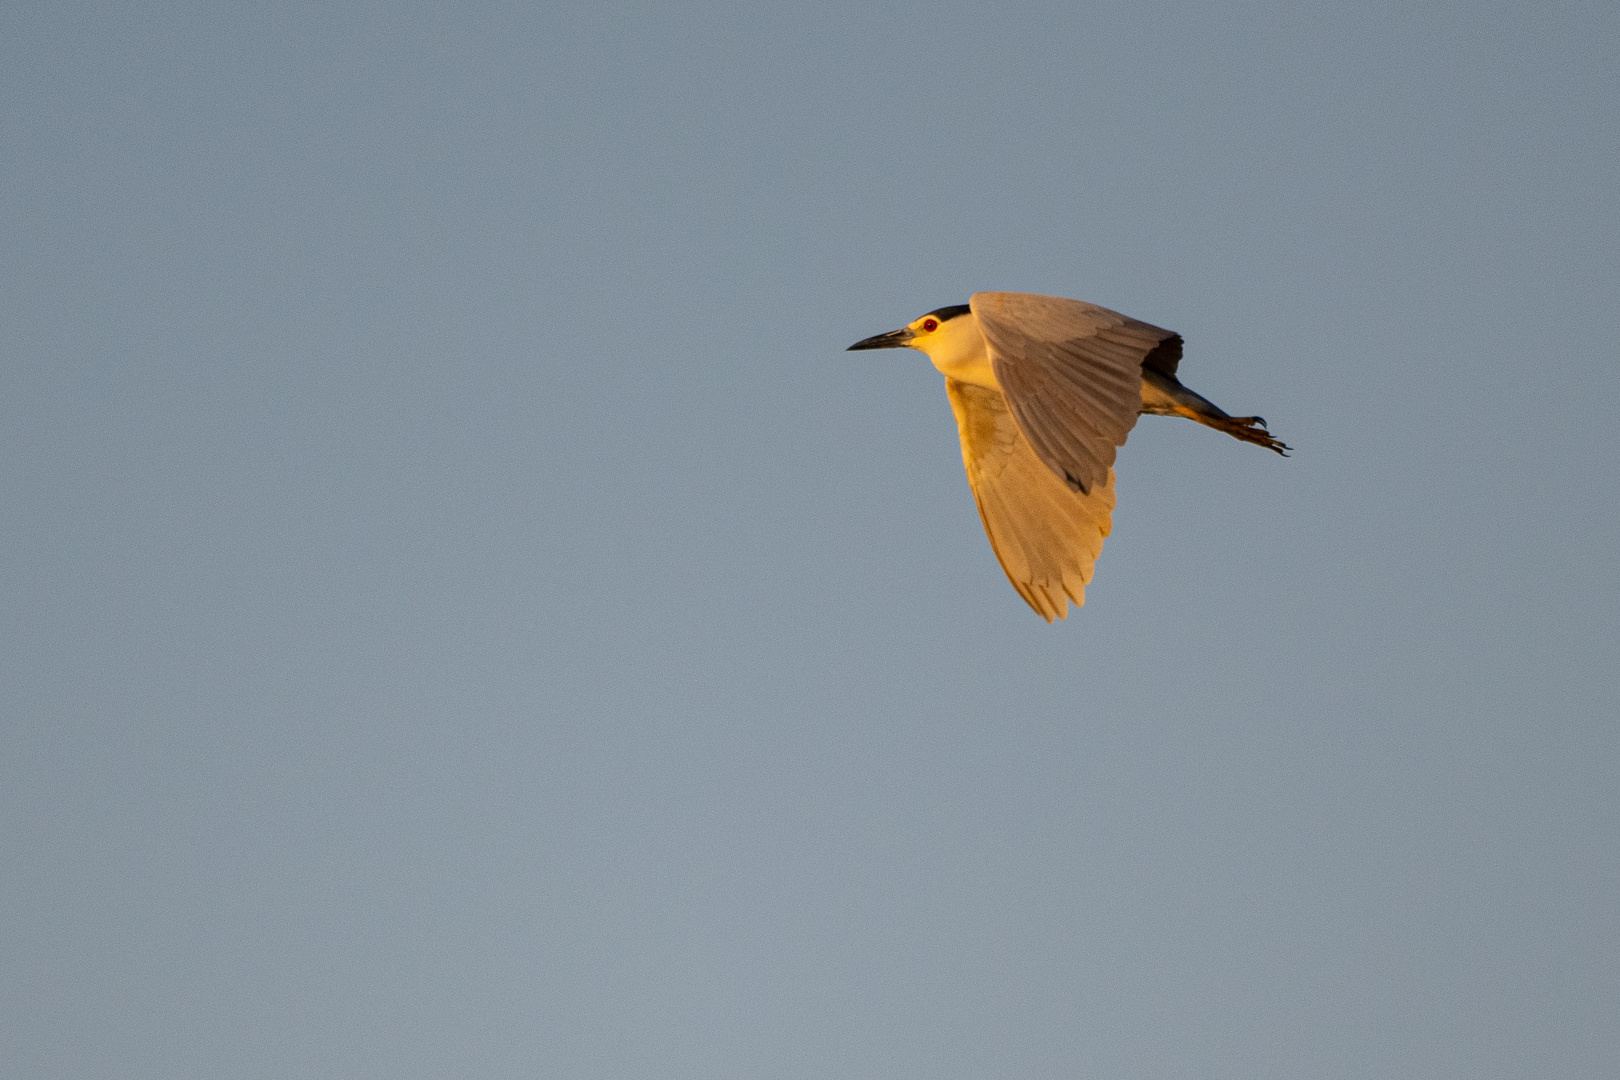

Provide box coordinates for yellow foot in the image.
[1219,416,1291,456]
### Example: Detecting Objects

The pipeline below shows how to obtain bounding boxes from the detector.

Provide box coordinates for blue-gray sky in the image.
[4,2,1617,1077]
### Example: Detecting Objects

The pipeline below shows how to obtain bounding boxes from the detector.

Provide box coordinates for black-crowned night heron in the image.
[850,292,1288,621]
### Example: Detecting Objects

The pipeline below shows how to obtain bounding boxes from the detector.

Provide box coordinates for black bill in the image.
[846,328,914,351]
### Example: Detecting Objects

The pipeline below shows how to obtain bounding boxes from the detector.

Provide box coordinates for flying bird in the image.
[850,292,1287,621]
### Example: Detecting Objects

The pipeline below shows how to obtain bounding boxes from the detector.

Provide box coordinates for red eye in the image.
[922,318,939,332]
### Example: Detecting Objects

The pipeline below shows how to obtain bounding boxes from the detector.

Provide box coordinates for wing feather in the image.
[945,377,1116,622]
[971,291,1177,493]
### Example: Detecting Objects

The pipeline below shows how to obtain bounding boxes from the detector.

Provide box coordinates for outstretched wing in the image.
[970,291,1180,494]
[946,377,1116,621]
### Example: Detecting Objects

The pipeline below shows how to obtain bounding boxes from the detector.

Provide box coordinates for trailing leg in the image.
[1140,368,1290,455]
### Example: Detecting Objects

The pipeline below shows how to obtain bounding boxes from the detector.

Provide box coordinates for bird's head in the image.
[847,304,975,359]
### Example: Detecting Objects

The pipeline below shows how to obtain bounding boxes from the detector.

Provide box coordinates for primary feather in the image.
[945,378,1115,622]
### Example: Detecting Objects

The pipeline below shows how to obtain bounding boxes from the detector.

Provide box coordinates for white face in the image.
[906,311,997,389]
[904,311,967,350]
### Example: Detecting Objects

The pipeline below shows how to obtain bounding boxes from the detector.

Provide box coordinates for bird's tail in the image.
[1140,369,1290,456]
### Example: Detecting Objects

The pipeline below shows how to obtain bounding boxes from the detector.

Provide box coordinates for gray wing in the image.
[946,377,1116,622]
[970,291,1182,494]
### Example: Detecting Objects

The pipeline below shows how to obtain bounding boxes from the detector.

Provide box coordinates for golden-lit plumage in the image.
[850,291,1287,621]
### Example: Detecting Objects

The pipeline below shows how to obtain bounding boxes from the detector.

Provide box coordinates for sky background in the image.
[3,1,1617,1077]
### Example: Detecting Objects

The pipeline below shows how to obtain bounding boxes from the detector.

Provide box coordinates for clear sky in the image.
[4,2,1616,1077]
